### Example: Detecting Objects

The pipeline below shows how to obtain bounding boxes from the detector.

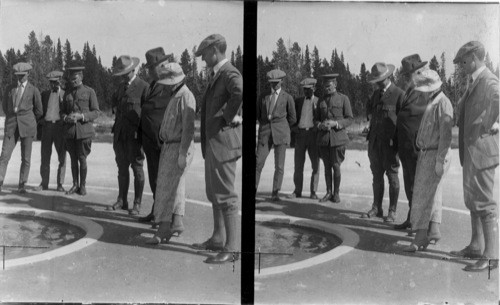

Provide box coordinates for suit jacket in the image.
[458,67,499,169]
[314,92,353,147]
[112,77,148,142]
[367,82,404,143]
[140,81,171,148]
[200,61,243,162]
[257,89,296,146]
[61,84,100,140]
[2,82,42,138]
[291,95,318,133]
[396,88,429,153]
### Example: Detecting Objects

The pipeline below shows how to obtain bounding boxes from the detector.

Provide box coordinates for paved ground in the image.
[255,147,499,305]
[0,141,241,304]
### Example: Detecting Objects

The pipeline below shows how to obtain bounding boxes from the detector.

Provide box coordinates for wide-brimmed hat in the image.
[46,70,63,81]
[157,62,185,85]
[453,41,485,64]
[113,55,140,76]
[300,78,317,88]
[195,34,226,57]
[400,54,428,75]
[145,47,173,67]
[414,69,442,93]
[13,62,32,75]
[367,62,395,83]
[267,69,286,82]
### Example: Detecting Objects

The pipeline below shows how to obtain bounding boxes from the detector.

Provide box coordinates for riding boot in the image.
[78,167,87,196]
[66,166,79,195]
[129,179,144,215]
[332,168,341,203]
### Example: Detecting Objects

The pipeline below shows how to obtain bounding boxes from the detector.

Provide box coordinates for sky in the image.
[0,0,244,68]
[258,2,500,77]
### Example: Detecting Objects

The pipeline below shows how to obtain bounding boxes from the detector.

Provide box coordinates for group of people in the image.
[256,41,498,272]
[0,34,243,264]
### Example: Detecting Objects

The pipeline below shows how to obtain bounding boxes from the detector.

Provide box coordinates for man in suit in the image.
[192,34,243,264]
[450,41,499,272]
[394,54,430,231]
[0,62,43,193]
[137,47,173,225]
[107,55,148,215]
[61,65,100,196]
[289,78,320,199]
[361,62,404,222]
[35,71,67,192]
[256,69,296,201]
[315,74,353,203]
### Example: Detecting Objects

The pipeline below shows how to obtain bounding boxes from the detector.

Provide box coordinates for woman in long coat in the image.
[146,62,196,244]
[403,69,454,252]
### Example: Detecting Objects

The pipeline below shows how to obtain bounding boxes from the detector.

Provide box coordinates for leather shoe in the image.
[271,193,280,202]
[463,257,498,272]
[310,192,318,200]
[319,192,333,203]
[450,246,483,259]
[18,185,27,194]
[361,207,383,218]
[287,192,301,199]
[78,185,87,196]
[129,203,141,215]
[331,193,340,203]
[34,184,48,191]
[192,239,224,251]
[394,220,411,230]
[66,185,79,195]
[384,211,396,223]
[56,184,65,192]
[107,201,125,211]
[138,213,154,223]
[204,251,239,264]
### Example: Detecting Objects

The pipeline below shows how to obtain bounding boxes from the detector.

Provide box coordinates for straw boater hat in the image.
[300,78,317,88]
[453,41,485,64]
[267,69,286,82]
[113,55,140,76]
[13,62,32,75]
[157,62,185,86]
[400,54,428,75]
[367,62,395,83]
[413,69,442,93]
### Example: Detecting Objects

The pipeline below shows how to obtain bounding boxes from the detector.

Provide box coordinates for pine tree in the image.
[429,55,439,72]
[63,39,73,68]
[311,46,321,80]
[272,38,288,71]
[24,31,44,89]
[235,45,243,74]
[55,38,63,70]
[303,45,311,78]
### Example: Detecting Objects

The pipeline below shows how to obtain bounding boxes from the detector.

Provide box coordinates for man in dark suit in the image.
[61,65,100,196]
[450,41,499,272]
[0,62,43,193]
[193,34,243,264]
[256,69,296,201]
[107,55,148,215]
[393,54,429,231]
[289,78,320,199]
[137,47,173,225]
[35,71,67,192]
[315,74,353,203]
[361,62,404,222]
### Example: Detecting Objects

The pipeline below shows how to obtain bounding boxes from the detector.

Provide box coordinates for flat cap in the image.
[46,70,64,81]
[300,78,317,88]
[453,41,485,64]
[195,34,226,57]
[321,73,339,81]
[13,62,32,75]
[267,69,286,82]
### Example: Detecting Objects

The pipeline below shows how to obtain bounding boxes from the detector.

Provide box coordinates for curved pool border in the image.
[255,214,359,278]
[0,206,103,270]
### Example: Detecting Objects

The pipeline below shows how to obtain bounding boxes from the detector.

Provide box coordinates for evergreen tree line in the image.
[0,31,243,116]
[258,37,499,120]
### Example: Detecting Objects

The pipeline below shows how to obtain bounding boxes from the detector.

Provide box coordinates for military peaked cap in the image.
[267,69,286,82]
[321,74,339,81]
[195,34,226,57]
[13,62,32,75]
[453,41,485,64]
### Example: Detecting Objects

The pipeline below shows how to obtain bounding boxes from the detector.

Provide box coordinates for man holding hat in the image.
[61,65,100,196]
[35,70,66,192]
[0,62,42,193]
[289,77,320,199]
[314,74,353,203]
[192,34,243,264]
[450,41,499,272]
[393,54,430,231]
[107,55,148,215]
[361,62,404,222]
[137,47,174,226]
[256,68,297,201]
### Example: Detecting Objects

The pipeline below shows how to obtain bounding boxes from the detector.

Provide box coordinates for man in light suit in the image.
[193,34,243,264]
[289,78,320,199]
[256,69,297,201]
[450,41,499,272]
[0,62,43,193]
[35,70,66,192]
[108,55,148,215]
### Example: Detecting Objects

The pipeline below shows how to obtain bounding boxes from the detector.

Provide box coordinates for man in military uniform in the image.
[36,70,66,192]
[61,65,100,196]
[137,47,173,225]
[289,78,320,200]
[255,69,296,202]
[107,55,148,215]
[361,62,404,222]
[0,62,43,193]
[314,74,353,203]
